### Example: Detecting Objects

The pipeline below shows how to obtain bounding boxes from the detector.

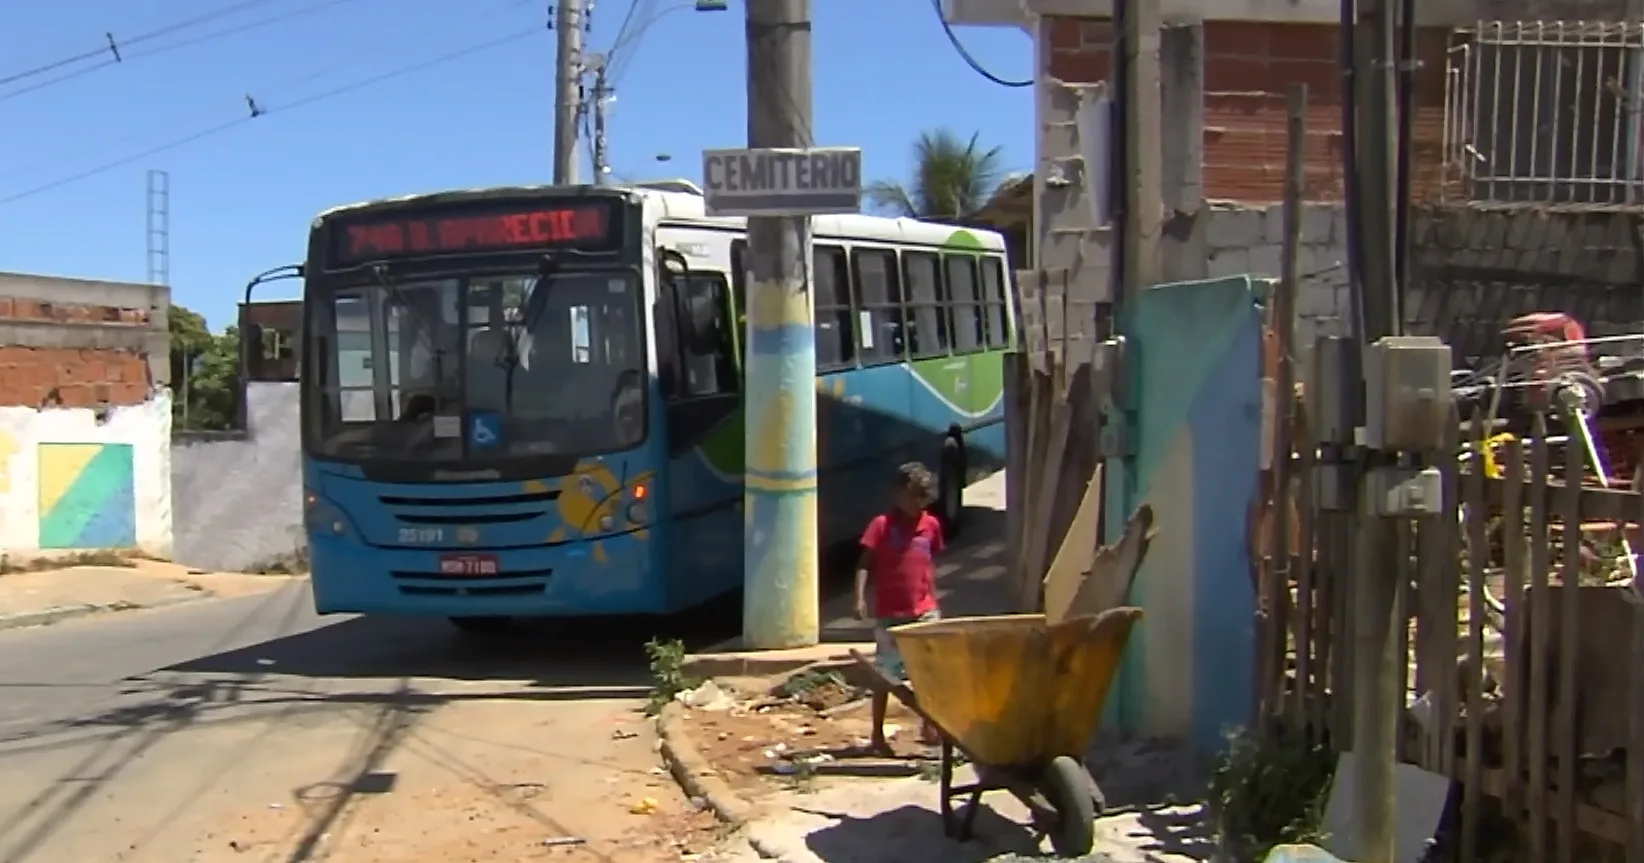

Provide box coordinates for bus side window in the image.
[902,251,949,359]
[980,256,1011,348]
[943,254,985,354]
[813,244,855,370]
[850,248,905,365]
[677,273,739,398]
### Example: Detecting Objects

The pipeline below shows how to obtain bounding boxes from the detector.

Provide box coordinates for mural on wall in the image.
[38,442,137,549]
[1102,274,1263,753]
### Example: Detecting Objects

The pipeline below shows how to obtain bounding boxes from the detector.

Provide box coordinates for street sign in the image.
[701,147,862,217]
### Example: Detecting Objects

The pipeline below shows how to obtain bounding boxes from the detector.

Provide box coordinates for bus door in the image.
[655,260,740,457]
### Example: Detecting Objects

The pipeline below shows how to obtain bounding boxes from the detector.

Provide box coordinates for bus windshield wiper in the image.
[496,253,574,415]
[368,264,445,385]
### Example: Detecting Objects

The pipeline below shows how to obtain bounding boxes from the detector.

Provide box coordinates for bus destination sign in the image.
[329,200,619,267]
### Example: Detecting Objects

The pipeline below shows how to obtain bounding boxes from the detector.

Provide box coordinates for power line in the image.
[0,27,543,206]
[0,0,290,88]
[606,1,681,85]
[607,0,649,60]
[0,0,373,104]
[0,0,530,182]
[929,0,1031,88]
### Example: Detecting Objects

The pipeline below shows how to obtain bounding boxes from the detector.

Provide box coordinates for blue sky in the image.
[0,0,1034,331]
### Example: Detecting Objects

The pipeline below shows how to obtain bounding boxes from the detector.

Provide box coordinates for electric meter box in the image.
[1362,336,1454,451]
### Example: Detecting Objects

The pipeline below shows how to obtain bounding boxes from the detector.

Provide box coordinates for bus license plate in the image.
[439,554,498,576]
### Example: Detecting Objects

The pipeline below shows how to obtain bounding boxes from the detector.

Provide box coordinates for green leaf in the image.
[863,128,1008,221]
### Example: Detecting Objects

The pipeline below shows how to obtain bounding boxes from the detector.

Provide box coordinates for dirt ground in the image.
[0,581,744,863]
[680,668,941,801]
[73,695,732,863]
[0,559,301,623]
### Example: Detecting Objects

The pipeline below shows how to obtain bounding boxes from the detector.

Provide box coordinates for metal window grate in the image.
[1443,21,1644,207]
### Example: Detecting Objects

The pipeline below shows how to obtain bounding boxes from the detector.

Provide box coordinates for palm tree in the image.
[864,129,1008,221]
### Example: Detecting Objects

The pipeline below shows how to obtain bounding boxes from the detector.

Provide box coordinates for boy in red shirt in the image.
[854,462,945,755]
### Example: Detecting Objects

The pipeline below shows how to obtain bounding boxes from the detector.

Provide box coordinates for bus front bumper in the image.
[307,529,662,617]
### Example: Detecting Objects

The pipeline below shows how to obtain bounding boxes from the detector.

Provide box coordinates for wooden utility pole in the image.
[741,0,819,649]
[589,55,612,184]
[1349,0,1403,857]
[1261,84,1306,732]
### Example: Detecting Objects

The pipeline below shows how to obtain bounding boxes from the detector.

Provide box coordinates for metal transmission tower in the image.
[146,169,171,287]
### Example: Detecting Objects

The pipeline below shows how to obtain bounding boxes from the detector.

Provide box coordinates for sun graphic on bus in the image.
[545,462,654,564]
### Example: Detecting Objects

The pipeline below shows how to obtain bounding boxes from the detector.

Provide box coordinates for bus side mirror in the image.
[241,322,266,379]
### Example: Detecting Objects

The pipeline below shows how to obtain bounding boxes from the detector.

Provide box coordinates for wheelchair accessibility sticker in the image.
[469,411,502,449]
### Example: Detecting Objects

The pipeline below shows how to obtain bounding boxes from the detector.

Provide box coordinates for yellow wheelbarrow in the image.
[850,606,1142,857]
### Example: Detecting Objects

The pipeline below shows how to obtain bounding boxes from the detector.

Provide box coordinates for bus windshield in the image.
[309,269,646,463]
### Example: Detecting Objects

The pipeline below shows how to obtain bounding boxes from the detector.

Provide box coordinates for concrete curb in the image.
[682,643,876,682]
[0,592,208,632]
[656,701,758,826]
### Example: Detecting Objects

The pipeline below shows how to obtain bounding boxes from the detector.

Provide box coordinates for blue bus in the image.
[255,182,1015,630]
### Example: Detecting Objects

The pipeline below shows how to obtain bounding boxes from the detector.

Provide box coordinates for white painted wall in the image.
[0,389,173,559]
[170,383,304,572]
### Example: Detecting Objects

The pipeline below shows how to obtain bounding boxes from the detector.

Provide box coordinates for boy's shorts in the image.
[873,609,941,683]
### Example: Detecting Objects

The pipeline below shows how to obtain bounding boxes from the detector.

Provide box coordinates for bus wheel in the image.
[448,616,514,635]
[937,437,967,540]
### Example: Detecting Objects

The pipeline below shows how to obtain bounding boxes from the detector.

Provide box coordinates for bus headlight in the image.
[598,513,616,532]
[626,500,650,525]
[304,492,350,536]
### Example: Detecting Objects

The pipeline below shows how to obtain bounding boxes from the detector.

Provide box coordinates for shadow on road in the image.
[0,588,752,863]
[161,593,744,686]
[0,503,1006,863]
[797,802,1041,862]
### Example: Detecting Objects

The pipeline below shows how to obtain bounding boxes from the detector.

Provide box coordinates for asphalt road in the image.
[0,580,742,863]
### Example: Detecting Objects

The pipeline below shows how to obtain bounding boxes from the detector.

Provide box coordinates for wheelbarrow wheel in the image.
[1039,755,1096,857]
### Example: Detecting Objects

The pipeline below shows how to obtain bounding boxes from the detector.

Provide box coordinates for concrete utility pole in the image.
[1117,0,1162,296]
[589,56,612,185]
[1349,0,1402,857]
[742,0,819,650]
[553,0,585,185]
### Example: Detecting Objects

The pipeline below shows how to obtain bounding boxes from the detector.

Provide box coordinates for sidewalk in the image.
[0,558,301,630]
[660,470,1218,862]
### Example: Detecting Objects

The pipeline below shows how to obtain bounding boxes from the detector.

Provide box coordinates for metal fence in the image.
[1444,21,1644,207]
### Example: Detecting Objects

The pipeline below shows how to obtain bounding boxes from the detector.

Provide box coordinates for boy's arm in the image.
[855,517,886,616]
[853,548,874,613]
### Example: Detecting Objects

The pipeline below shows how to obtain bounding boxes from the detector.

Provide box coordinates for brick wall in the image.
[0,297,153,408]
[1046,17,1451,203]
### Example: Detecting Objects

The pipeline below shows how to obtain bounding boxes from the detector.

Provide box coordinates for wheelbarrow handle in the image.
[847,649,975,761]
[847,649,925,716]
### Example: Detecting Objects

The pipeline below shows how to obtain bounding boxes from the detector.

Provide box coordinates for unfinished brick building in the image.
[0,273,169,408]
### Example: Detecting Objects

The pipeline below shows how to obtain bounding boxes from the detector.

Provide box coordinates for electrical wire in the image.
[929,0,1031,88]
[0,0,529,182]
[0,0,291,88]
[0,27,543,206]
[605,0,652,69]
[605,0,671,85]
[0,0,374,104]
